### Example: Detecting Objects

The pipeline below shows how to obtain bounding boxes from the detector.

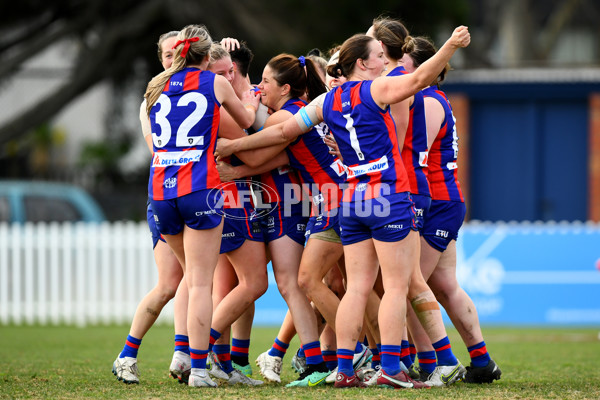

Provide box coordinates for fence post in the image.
[0,223,8,325]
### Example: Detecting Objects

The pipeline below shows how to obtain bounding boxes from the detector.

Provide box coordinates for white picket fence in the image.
[0,221,174,326]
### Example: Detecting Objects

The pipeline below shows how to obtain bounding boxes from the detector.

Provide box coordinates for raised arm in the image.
[220,37,240,52]
[371,26,470,107]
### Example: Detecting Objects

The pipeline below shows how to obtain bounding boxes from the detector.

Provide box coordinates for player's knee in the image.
[155,285,177,304]
[253,279,269,298]
[430,283,460,306]
[297,272,315,294]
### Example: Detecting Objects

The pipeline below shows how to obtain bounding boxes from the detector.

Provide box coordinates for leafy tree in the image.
[0,0,467,145]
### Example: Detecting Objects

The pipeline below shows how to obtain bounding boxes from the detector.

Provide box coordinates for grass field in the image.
[1,325,599,399]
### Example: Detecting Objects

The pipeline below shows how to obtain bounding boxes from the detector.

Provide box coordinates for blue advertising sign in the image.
[455,222,600,325]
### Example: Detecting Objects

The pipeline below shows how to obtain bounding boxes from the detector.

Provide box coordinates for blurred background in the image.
[0,0,599,327]
[1,0,599,222]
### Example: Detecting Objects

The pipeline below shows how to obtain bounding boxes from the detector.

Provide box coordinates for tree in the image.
[0,0,468,146]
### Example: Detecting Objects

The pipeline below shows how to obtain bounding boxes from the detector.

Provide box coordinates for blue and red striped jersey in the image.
[148,68,221,200]
[388,66,430,196]
[283,98,346,213]
[422,86,464,202]
[259,99,304,205]
[322,80,410,201]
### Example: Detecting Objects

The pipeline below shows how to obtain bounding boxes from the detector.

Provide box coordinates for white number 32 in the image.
[152,92,207,148]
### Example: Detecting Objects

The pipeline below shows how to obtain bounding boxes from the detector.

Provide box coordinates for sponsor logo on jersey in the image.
[312,193,324,206]
[419,151,429,167]
[297,224,306,232]
[386,224,404,230]
[195,210,217,216]
[222,232,235,238]
[436,229,449,238]
[355,183,368,192]
[346,156,389,178]
[164,178,177,189]
[330,159,347,177]
[152,150,204,167]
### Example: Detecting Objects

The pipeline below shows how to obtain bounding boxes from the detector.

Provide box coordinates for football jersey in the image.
[322,80,410,202]
[388,66,430,196]
[148,68,221,200]
[258,100,304,206]
[422,86,464,202]
[283,98,346,214]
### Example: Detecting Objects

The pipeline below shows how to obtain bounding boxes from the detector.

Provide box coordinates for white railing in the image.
[0,221,172,326]
[2,220,600,326]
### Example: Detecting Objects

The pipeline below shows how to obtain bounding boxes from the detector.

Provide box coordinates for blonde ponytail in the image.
[144,24,213,116]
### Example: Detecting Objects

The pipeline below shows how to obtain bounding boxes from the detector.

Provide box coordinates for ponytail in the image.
[144,24,212,115]
[268,54,327,102]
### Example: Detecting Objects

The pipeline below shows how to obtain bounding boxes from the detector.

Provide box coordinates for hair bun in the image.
[402,35,415,54]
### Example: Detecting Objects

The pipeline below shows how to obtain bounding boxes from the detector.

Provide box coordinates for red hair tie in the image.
[173,37,200,58]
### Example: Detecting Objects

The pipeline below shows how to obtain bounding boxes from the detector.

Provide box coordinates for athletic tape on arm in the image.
[294,93,325,132]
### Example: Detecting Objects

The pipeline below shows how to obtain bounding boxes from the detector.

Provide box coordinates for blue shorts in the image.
[150,189,223,236]
[410,193,431,232]
[220,208,264,254]
[339,191,417,245]
[260,202,307,245]
[422,200,466,252]
[146,201,165,249]
[305,209,341,238]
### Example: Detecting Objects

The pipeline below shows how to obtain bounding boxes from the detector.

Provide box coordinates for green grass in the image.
[0,325,599,399]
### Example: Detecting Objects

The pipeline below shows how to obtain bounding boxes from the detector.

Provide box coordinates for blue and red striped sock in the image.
[298,346,305,358]
[267,338,289,358]
[409,343,417,363]
[354,341,363,354]
[400,340,413,368]
[418,350,437,374]
[303,341,324,366]
[322,350,337,371]
[174,334,190,355]
[380,344,402,376]
[231,338,250,365]
[337,348,354,376]
[213,344,233,374]
[433,336,458,366]
[370,345,381,370]
[468,341,491,368]
[208,329,221,352]
[190,348,208,369]
[120,335,141,358]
